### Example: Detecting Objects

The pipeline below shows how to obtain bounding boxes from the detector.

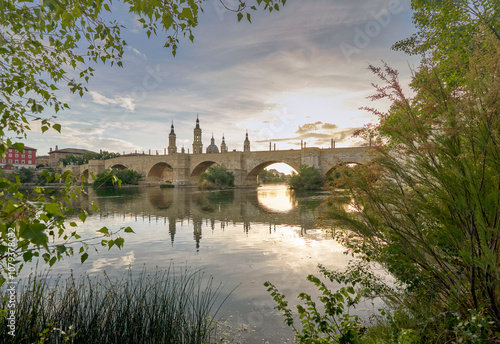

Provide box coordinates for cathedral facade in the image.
[167,116,250,154]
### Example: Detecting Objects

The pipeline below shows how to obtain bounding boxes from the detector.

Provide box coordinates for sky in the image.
[25,0,420,166]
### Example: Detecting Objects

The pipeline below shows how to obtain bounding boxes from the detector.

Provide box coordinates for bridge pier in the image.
[88,160,106,177]
[301,147,321,169]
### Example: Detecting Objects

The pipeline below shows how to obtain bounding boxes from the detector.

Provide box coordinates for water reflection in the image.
[257,185,297,213]
[38,185,351,343]
[89,185,328,249]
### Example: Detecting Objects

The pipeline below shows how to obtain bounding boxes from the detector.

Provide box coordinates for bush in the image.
[288,165,323,190]
[93,169,143,188]
[199,165,234,189]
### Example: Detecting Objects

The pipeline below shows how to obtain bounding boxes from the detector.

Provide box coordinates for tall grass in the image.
[1,266,227,343]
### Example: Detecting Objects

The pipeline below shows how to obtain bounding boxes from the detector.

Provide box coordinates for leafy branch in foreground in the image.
[0,169,134,285]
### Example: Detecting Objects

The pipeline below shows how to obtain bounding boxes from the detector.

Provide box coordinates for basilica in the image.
[168,116,250,154]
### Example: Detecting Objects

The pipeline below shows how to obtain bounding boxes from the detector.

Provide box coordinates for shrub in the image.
[199,165,234,189]
[93,169,143,188]
[288,165,323,190]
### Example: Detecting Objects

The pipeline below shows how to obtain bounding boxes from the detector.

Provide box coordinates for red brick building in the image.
[1,146,37,169]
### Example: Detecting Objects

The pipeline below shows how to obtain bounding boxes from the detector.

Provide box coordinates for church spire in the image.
[168,120,177,154]
[193,115,203,154]
[244,130,250,152]
[221,134,228,153]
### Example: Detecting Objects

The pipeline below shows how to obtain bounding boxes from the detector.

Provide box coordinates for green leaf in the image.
[43,202,62,216]
[23,251,34,262]
[97,227,109,234]
[81,252,88,263]
[12,142,24,153]
[124,227,135,233]
[115,237,124,249]
[79,212,87,223]
[237,12,243,22]
[52,123,61,133]
[19,222,48,247]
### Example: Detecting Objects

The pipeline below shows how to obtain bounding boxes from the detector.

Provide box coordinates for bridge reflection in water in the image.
[50,184,355,343]
[86,184,329,250]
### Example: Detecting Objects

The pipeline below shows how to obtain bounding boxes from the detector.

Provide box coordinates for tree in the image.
[258,169,287,184]
[93,168,143,187]
[288,165,323,191]
[60,151,121,166]
[327,35,500,340]
[14,167,35,184]
[393,0,500,86]
[0,0,286,285]
[199,165,234,189]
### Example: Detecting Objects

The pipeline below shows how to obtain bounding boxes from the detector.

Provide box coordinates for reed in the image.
[1,266,226,343]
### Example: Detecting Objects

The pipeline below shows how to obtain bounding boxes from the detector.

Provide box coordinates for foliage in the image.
[288,165,323,191]
[1,167,36,184]
[0,168,132,286]
[60,151,120,166]
[327,165,362,189]
[265,264,367,343]
[258,169,288,184]
[93,168,143,188]
[326,35,500,340]
[393,0,500,86]
[14,167,35,183]
[0,266,225,343]
[199,165,234,189]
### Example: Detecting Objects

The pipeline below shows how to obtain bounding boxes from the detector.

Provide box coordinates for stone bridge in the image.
[69,146,373,187]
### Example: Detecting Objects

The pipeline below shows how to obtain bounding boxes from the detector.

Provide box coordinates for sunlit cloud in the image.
[89,91,135,112]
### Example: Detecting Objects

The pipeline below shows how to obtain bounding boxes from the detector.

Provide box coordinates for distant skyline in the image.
[24,0,420,159]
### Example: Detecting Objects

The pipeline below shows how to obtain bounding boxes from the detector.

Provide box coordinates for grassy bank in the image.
[1,267,226,344]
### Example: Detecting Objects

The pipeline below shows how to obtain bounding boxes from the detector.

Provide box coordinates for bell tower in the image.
[243,130,250,152]
[221,134,228,153]
[192,115,203,154]
[168,121,177,155]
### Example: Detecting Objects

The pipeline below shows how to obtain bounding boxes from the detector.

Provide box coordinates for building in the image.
[168,121,177,155]
[48,146,95,168]
[220,135,228,153]
[190,117,248,154]
[206,134,219,154]
[192,115,203,154]
[268,169,284,177]
[243,131,250,152]
[36,155,50,167]
[1,146,37,169]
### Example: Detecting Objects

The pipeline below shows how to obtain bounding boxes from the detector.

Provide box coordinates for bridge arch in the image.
[246,161,300,185]
[147,162,174,183]
[110,164,128,170]
[190,161,219,178]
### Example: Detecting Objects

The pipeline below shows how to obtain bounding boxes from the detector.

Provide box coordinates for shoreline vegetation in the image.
[0,267,227,344]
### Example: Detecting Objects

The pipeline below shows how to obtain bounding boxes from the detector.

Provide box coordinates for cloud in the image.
[256,121,361,147]
[88,91,135,112]
[296,121,324,135]
[126,46,148,60]
[321,123,338,130]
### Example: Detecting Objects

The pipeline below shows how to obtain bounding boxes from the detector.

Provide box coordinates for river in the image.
[24,184,363,343]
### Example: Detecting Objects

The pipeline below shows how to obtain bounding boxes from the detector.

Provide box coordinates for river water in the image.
[26,184,364,343]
